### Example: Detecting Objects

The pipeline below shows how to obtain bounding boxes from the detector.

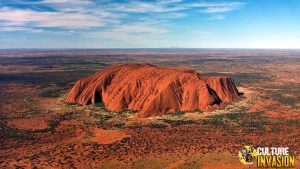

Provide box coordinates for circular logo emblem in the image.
[238,145,257,165]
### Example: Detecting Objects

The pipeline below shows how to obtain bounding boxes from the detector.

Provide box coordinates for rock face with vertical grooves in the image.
[65,64,240,117]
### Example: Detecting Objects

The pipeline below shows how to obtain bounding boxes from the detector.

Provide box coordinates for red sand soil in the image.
[90,127,130,144]
[7,116,48,130]
[65,64,240,117]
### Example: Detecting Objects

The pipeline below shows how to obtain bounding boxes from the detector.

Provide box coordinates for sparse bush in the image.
[287,119,300,125]
[94,102,105,107]
[169,110,185,116]
[271,126,280,132]
[225,113,244,120]
[39,89,60,98]
[147,123,167,129]
[90,113,112,120]
[161,119,197,126]
[243,120,268,129]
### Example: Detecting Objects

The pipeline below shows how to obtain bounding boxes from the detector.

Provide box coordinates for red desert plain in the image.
[0,49,299,168]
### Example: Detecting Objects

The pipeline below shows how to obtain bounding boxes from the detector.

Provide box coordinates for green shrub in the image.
[161,119,197,126]
[94,102,105,107]
[39,89,60,98]
[147,123,167,129]
[170,110,185,116]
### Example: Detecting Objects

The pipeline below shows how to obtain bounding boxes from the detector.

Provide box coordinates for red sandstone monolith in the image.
[65,64,240,117]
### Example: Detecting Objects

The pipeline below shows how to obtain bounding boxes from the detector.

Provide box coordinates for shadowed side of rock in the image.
[65,64,240,118]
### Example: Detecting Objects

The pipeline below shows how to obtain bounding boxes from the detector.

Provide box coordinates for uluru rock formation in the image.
[65,64,240,118]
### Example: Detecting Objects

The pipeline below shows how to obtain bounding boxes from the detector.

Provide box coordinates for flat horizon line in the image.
[1,47,300,50]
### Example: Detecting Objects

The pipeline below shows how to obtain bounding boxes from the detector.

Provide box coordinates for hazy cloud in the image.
[0,0,246,41]
[0,7,106,29]
[200,2,244,13]
[0,26,44,32]
[40,0,93,5]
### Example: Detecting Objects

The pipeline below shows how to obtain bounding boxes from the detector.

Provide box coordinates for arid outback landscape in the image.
[0,49,299,169]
